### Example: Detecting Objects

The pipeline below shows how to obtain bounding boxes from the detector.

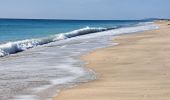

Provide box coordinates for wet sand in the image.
[54,20,170,100]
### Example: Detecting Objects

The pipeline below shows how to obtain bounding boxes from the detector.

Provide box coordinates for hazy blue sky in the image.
[0,0,170,20]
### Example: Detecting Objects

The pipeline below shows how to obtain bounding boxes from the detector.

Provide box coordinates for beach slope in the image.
[54,21,170,100]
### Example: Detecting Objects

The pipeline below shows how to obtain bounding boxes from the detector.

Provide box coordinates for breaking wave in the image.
[0,22,159,57]
[0,27,110,57]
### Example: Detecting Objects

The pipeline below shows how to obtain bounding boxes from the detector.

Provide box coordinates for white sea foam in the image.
[0,22,159,100]
[0,23,159,57]
[11,95,38,100]
[60,23,159,41]
[0,27,107,57]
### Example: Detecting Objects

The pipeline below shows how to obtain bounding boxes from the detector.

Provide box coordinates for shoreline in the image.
[53,20,170,100]
[0,21,157,100]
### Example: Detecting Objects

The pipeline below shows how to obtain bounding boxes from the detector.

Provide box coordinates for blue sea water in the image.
[0,19,145,43]
[0,19,158,100]
[0,19,153,57]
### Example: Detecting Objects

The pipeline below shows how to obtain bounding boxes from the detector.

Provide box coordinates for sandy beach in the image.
[53,20,170,100]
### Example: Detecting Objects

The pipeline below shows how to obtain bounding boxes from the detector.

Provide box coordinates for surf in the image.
[0,27,111,57]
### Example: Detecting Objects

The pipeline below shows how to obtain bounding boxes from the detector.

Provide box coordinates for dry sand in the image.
[53,21,170,100]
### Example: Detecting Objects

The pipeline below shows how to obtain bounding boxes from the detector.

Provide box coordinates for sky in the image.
[0,0,170,20]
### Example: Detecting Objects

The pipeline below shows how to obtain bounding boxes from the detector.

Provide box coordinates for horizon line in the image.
[0,17,163,21]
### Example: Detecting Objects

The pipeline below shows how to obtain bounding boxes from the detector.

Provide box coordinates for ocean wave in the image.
[0,27,108,57]
[0,23,159,57]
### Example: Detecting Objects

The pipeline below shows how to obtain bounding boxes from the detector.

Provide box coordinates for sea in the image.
[0,19,158,100]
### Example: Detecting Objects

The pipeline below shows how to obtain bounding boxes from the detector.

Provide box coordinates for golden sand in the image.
[54,21,170,100]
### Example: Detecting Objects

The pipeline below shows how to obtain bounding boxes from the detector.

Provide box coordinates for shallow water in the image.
[0,34,113,100]
[0,21,158,100]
